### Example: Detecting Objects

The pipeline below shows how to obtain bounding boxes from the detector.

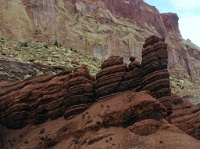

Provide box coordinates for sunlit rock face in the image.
[161,13,200,84]
[0,0,200,84]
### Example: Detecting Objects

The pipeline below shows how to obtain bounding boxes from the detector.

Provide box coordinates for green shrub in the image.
[54,40,59,47]
[39,128,45,134]
[20,42,28,47]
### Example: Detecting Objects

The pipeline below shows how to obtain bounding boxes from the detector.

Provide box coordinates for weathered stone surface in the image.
[101,56,124,69]
[96,64,127,79]
[140,36,170,99]
[0,36,199,149]
[65,65,95,108]
[102,91,167,128]
[2,90,200,149]
[64,104,88,119]
[0,65,96,129]
[95,55,142,98]
[123,59,141,90]
[95,56,127,98]
[161,13,200,84]
[170,94,200,140]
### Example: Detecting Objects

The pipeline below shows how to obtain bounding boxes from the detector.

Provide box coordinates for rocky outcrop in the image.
[170,94,200,140]
[30,70,72,125]
[0,36,199,149]
[95,56,127,98]
[0,71,71,129]
[95,55,141,99]
[102,0,167,37]
[140,35,170,99]
[1,91,200,149]
[161,13,180,38]
[0,66,96,129]
[102,91,167,128]
[63,65,95,119]
[122,56,141,91]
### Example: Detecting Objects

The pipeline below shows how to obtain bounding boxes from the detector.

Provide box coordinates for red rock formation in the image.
[95,56,141,99]
[1,91,200,149]
[122,56,141,90]
[0,71,71,129]
[95,56,127,98]
[102,0,167,37]
[161,13,180,37]
[186,44,200,61]
[0,36,199,148]
[0,65,96,129]
[63,65,95,119]
[102,91,167,128]
[140,35,170,99]
[170,94,200,140]
[161,13,200,83]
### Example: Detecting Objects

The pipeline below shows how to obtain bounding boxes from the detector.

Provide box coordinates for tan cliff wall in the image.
[0,0,200,83]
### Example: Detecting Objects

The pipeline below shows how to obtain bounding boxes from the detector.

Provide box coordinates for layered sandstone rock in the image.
[140,35,170,99]
[0,36,199,149]
[95,56,141,99]
[122,56,141,90]
[1,91,200,149]
[30,70,71,125]
[63,65,95,119]
[0,65,95,129]
[95,56,127,98]
[0,70,71,129]
[170,94,200,140]
[102,91,168,128]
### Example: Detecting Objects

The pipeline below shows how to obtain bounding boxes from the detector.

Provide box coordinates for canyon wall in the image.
[0,0,200,84]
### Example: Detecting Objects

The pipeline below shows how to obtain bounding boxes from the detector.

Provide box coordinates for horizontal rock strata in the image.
[63,65,95,119]
[0,36,199,142]
[140,35,170,99]
[95,56,127,98]
[0,66,96,129]
[95,56,141,99]
[170,94,200,140]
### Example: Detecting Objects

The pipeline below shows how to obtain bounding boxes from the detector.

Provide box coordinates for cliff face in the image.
[0,0,200,84]
[161,13,200,84]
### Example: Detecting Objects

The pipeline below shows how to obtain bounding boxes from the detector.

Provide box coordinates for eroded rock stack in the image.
[95,56,127,98]
[140,35,170,99]
[63,65,95,119]
[123,56,141,91]
[95,56,142,99]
